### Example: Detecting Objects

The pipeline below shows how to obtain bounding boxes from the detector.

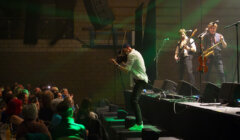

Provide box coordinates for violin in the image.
[116,49,127,64]
[198,41,208,73]
[198,55,208,73]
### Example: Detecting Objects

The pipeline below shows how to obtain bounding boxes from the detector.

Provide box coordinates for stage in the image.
[124,90,240,139]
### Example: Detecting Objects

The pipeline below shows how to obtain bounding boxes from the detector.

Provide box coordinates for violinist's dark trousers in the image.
[179,55,195,85]
[131,79,146,125]
[205,55,225,83]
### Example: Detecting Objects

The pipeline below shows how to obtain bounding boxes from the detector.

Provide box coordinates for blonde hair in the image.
[179,29,187,39]
[179,29,186,34]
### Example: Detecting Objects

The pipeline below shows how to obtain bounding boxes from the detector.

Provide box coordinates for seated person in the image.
[51,99,86,140]
[50,98,63,129]
[76,98,105,140]
[38,90,54,123]
[1,98,23,125]
[16,103,51,140]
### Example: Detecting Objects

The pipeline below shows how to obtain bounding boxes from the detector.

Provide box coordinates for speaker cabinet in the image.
[161,79,177,93]
[201,82,220,103]
[177,80,199,96]
[219,82,240,106]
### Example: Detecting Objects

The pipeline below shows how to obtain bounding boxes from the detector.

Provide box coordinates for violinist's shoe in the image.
[128,123,143,131]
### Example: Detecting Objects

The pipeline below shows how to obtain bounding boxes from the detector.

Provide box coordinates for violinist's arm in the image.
[111,59,129,73]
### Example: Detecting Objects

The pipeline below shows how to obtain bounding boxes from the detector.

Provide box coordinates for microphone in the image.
[164,37,169,41]
[214,19,219,24]
[212,20,219,26]
[198,28,208,38]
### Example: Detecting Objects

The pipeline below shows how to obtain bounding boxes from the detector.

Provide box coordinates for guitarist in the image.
[174,29,197,85]
[203,22,227,83]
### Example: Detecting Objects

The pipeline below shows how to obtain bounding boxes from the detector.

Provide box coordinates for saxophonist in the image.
[203,22,227,83]
[174,29,196,85]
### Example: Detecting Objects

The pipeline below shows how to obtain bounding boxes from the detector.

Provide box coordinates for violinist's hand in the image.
[110,58,118,65]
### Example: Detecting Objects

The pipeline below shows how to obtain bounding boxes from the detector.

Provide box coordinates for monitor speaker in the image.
[176,80,199,96]
[161,79,177,93]
[219,82,240,106]
[201,82,220,103]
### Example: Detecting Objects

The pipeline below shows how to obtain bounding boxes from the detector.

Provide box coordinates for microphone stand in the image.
[224,21,240,83]
[154,38,168,79]
[197,31,207,91]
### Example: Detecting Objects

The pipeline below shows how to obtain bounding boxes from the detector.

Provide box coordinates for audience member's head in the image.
[61,88,69,97]
[34,87,42,95]
[21,89,29,96]
[6,98,22,115]
[51,86,60,98]
[41,90,54,109]
[51,86,59,93]
[7,90,13,95]
[26,83,32,92]
[80,98,93,112]
[18,84,24,90]
[28,94,40,110]
[57,98,73,118]
[3,93,15,104]
[17,90,29,105]
[14,86,23,95]
[57,92,62,99]
[22,104,38,121]
[51,98,63,113]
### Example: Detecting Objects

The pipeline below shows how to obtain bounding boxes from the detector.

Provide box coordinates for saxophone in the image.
[202,41,222,57]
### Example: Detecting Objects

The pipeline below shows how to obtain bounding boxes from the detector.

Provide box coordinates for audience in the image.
[16,104,51,140]
[51,86,59,98]
[28,94,40,111]
[38,90,54,123]
[1,98,24,135]
[33,87,42,96]
[17,89,29,105]
[61,88,69,98]
[76,98,104,140]
[50,98,63,128]
[1,98,23,124]
[51,98,86,140]
[0,83,108,140]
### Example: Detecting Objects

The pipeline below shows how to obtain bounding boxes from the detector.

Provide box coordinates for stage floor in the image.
[124,90,240,139]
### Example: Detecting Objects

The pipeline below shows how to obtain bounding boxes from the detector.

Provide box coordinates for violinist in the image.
[111,44,148,131]
[174,29,196,85]
[203,22,227,83]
